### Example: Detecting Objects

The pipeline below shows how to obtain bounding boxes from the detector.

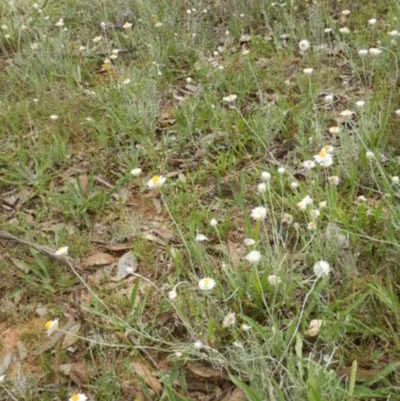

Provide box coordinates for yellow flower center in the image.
[45,321,53,329]
[71,394,79,401]
[203,278,210,287]
[319,150,327,158]
[152,175,160,183]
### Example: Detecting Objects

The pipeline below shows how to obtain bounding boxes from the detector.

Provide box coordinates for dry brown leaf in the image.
[131,362,163,393]
[142,233,166,246]
[114,251,138,280]
[336,366,382,381]
[227,240,241,268]
[152,226,174,241]
[78,174,89,196]
[82,252,115,267]
[60,361,98,386]
[187,361,229,380]
[61,322,81,349]
[221,387,247,401]
[155,311,173,326]
[144,190,161,198]
[166,170,185,178]
[10,258,30,273]
[0,351,12,376]
[152,198,162,214]
[186,378,217,393]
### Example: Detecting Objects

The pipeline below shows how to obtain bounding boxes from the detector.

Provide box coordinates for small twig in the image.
[95,176,114,189]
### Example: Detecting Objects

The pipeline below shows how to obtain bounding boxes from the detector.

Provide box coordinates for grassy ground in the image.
[1,0,400,400]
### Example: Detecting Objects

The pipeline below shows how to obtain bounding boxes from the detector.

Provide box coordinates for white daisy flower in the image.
[369,48,382,56]
[307,221,317,230]
[92,35,102,43]
[241,323,252,331]
[388,30,399,37]
[297,195,313,211]
[339,27,350,34]
[50,114,58,120]
[222,312,236,327]
[268,275,282,286]
[222,94,237,103]
[391,176,399,184]
[210,218,218,227]
[244,250,261,265]
[261,171,271,181]
[45,318,59,337]
[277,167,285,174]
[368,18,377,26]
[250,206,267,221]
[198,277,216,290]
[125,267,135,275]
[147,175,166,189]
[55,18,64,27]
[193,340,204,349]
[341,9,351,16]
[356,100,365,108]
[310,209,320,220]
[168,289,177,300]
[313,260,331,278]
[282,213,293,225]
[290,181,299,189]
[366,150,375,159]
[130,168,142,176]
[302,160,316,170]
[69,393,88,401]
[55,246,68,256]
[339,109,354,121]
[319,201,327,209]
[329,126,341,134]
[195,233,209,242]
[328,176,340,185]
[122,21,133,29]
[257,183,266,193]
[243,238,256,246]
[313,149,333,167]
[324,94,334,103]
[358,49,369,56]
[303,68,314,75]
[299,39,310,52]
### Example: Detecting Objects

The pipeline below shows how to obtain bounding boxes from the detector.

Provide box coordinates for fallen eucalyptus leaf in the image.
[115,251,137,280]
